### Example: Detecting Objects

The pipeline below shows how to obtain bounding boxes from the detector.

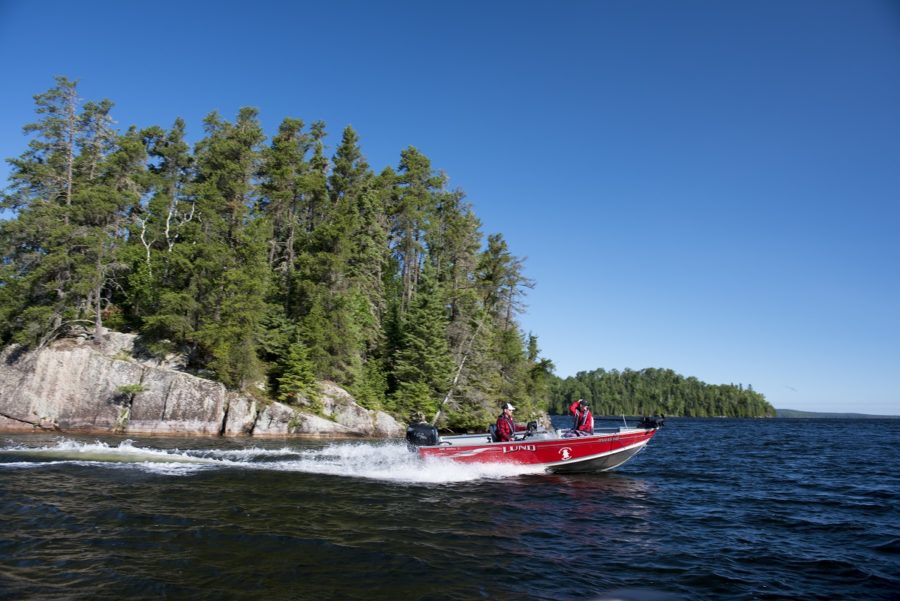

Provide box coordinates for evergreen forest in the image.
[0,78,774,429]
[550,368,775,418]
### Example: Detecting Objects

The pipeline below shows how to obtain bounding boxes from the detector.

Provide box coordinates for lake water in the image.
[1,418,898,600]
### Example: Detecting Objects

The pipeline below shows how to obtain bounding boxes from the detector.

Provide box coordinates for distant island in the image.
[776,409,899,419]
[550,368,775,418]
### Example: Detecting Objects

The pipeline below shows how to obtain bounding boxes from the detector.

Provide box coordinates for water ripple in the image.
[2,420,899,600]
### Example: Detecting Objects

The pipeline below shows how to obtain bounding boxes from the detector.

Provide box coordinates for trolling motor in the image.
[405,423,439,450]
[638,415,665,429]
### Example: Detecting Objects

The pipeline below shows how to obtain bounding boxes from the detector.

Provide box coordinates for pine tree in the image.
[329,126,370,203]
[13,76,81,210]
[477,233,534,329]
[390,270,454,419]
[258,117,312,278]
[76,99,116,183]
[277,341,319,404]
[72,125,149,337]
[143,118,194,256]
[425,189,482,363]
[526,334,555,405]
[1,77,82,345]
[305,121,331,232]
[0,77,139,345]
[389,147,444,313]
[141,108,269,387]
[124,118,194,329]
[322,127,389,396]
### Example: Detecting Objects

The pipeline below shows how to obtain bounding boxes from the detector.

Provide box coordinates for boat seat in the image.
[488,424,499,442]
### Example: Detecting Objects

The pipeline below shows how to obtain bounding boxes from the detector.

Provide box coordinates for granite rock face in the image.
[0,334,404,438]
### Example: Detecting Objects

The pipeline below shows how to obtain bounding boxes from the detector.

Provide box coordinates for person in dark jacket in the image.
[569,399,594,436]
[495,402,518,442]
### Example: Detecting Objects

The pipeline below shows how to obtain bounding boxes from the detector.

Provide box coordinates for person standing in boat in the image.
[569,399,594,436]
[496,402,519,442]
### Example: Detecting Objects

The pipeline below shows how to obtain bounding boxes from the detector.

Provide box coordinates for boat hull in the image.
[416,427,658,473]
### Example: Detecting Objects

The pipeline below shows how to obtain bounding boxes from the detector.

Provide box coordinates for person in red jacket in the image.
[569,399,594,436]
[495,402,518,442]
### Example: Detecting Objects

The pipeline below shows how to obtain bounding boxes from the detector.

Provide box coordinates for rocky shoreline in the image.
[0,332,405,438]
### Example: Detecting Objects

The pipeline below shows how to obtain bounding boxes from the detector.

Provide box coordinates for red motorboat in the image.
[405,417,663,474]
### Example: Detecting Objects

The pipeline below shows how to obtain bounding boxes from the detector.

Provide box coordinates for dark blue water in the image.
[1,418,898,600]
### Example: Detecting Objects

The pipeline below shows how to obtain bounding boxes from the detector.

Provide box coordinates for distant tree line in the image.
[549,368,775,417]
[0,77,555,429]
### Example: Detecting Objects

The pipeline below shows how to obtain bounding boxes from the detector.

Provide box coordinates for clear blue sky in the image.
[2,0,898,414]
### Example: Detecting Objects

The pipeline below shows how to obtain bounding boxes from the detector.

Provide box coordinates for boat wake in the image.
[0,438,544,483]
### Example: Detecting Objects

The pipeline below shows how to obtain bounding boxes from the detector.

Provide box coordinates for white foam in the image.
[0,439,219,476]
[261,441,545,483]
[0,460,71,469]
[0,439,545,483]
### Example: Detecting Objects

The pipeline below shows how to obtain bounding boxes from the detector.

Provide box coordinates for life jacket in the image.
[496,414,516,442]
[574,409,588,431]
[570,401,593,433]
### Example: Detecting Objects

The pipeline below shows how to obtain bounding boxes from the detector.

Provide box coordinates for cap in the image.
[502,402,516,411]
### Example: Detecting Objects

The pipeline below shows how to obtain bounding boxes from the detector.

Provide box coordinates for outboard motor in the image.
[638,415,664,429]
[406,423,439,450]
